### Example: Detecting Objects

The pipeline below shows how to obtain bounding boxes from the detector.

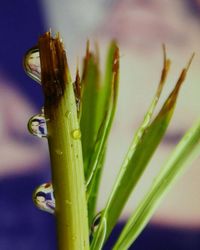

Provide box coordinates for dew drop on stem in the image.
[55,149,63,156]
[71,129,81,140]
[24,47,41,84]
[65,199,72,205]
[65,111,72,119]
[28,114,48,138]
[32,183,55,214]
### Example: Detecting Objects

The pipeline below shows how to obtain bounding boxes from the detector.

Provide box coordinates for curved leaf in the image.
[91,53,194,248]
[113,118,200,250]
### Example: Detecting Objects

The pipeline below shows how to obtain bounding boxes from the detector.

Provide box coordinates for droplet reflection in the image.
[24,47,41,84]
[28,114,47,138]
[33,183,55,214]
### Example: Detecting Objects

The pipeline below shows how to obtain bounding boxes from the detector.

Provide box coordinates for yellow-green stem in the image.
[39,32,89,250]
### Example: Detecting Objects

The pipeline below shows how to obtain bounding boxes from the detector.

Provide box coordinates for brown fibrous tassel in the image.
[38,32,69,107]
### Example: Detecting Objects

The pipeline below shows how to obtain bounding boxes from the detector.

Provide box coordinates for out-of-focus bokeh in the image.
[44,0,200,226]
[1,0,200,249]
[0,2,56,250]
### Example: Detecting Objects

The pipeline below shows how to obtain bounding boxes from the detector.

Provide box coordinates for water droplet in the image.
[41,106,44,114]
[24,47,41,84]
[28,114,47,138]
[65,111,72,119]
[33,183,55,214]
[91,212,102,234]
[65,199,72,205]
[55,149,63,155]
[71,129,81,140]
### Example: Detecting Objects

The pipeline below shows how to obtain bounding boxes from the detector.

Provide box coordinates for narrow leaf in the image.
[86,43,119,187]
[91,217,107,250]
[87,148,106,225]
[128,45,170,148]
[80,42,119,223]
[91,53,193,247]
[80,43,101,172]
[86,43,120,221]
[114,118,200,250]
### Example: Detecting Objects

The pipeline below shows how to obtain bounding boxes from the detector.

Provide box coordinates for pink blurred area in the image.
[96,0,200,228]
[0,73,47,177]
[44,0,200,228]
[1,0,200,231]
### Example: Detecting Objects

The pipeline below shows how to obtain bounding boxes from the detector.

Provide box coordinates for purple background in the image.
[0,1,200,249]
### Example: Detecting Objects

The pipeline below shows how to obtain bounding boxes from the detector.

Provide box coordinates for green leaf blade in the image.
[86,43,119,222]
[80,44,101,171]
[91,54,193,247]
[86,42,119,185]
[113,118,200,250]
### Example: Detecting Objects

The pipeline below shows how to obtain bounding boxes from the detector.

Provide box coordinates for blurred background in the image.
[1,0,200,249]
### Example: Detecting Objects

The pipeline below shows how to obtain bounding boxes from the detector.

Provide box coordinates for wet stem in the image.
[39,33,90,250]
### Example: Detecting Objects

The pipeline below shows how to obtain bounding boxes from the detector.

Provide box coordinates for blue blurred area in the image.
[105,223,200,250]
[185,0,200,17]
[0,0,45,108]
[0,1,56,249]
[0,172,56,250]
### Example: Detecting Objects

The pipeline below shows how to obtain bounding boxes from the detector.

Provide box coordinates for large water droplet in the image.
[28,114,47,138]
[24,47,41,84]
[33,183,55,214]
[71,129,81,140]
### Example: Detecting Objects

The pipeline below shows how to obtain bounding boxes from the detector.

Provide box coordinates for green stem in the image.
[39,32,89,250]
